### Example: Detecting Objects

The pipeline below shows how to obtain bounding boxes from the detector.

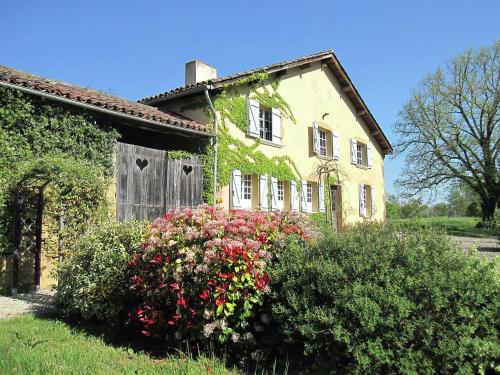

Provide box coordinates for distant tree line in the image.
[386,182,482,220]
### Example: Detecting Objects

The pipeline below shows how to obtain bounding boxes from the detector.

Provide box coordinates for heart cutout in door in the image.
[183,165,193,175]
[136,158,148,171]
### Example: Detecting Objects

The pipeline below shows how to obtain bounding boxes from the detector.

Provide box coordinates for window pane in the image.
[259,108,273,141]
[319,130,327,156]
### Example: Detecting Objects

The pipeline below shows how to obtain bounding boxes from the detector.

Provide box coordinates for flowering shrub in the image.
[128,205,316,343]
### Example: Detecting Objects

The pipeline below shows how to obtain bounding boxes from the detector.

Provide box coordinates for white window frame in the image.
[306,182,313,204]
[277,181,284,202]
[319,129,327,156]
[259,107,273,142]
[241,174,252,209]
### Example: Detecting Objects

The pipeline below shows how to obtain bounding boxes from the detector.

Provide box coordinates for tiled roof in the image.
[139,50,393,154]
[139,51,333,104]
[0,65,210,134]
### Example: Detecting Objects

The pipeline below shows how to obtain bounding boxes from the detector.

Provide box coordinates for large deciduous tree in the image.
[394,41,499,223]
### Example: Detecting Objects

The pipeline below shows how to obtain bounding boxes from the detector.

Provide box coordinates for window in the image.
[306,182,313,203]
[242,175,252,200]
[277,181,284,202]
[319,130,327,156]
[360,184,367,214]
[356,142,368,167]
[259,107,272,141]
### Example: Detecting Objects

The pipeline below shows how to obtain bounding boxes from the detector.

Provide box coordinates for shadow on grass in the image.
[31,307,308,375]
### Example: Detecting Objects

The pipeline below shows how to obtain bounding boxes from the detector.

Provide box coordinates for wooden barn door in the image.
[116,143,203,221]
[165,156,203,209]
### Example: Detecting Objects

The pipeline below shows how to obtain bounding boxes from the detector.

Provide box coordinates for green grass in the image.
[390,216,499,238]
[0,315,236,375]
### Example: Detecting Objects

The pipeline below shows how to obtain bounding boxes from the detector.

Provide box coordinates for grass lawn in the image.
[391,216,499,238]
[0,314,236,375]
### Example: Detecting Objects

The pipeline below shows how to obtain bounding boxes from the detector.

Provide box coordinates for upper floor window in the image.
[351,138,371,168]
[319,130,327,156]
[259,107,273,141]
[356,142,368,167]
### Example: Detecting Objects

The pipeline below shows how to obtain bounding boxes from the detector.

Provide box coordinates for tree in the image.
[394,41,499,223]
[447,182,481,216]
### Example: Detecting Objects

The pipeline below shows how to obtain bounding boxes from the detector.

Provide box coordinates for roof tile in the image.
[0,65,210,134]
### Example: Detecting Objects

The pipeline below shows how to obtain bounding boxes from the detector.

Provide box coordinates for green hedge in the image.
[56,220,148,321]
[270,223,500,374]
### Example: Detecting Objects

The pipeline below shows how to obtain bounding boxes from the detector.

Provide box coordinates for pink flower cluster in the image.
[128,205,315,342]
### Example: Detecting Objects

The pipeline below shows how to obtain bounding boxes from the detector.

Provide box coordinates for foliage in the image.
[56,220,148,321]
[128,205,317,343]
[399,198,428,218]
[391,216,499,238]
[270,223,500,374]
[393,41,500,222]
[448,182,482,217]
[0,86,118,258]
[167,150,195,160]
[0,86,118,175]
[0,154,109,256]
[200,77,300,203]
[0,315,236,375]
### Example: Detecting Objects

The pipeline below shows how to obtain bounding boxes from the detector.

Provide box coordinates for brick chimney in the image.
[185,60,217,86]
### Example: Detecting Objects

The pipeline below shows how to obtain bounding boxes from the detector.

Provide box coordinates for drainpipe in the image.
[203,87,219,209]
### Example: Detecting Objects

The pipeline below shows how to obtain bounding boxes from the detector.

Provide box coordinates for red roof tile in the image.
[0,65,210,134]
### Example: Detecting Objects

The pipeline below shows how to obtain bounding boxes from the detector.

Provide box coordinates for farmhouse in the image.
[141,50,392,227]
[0,50,391,293]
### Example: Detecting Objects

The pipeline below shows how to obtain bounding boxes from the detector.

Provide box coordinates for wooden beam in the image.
[299,63,311,70]
[370,129,380,135]
[341,85,353,92]
[357,109,367,116]
[275,69,288,77]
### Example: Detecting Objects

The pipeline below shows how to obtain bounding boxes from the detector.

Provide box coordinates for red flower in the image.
[151,253,162,264]
[177,297,187,307]
[218,272,234,279]
[141,330,151,336]
[132,275,143,286]
[215,298,225,306]
[170,282,180,291]
[200,290,210,300]
[207,280,216,286]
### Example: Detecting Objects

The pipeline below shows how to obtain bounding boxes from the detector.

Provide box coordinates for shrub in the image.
[270,223,500,374]
[128,205,316,343]
[56,220,148,321]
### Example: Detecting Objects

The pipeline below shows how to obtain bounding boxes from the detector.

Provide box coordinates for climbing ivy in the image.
[0,87,116,269]
[166,150,194,159]
[201,73,302,204]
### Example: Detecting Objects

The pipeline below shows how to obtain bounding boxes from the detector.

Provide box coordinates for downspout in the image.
[203,87,219,209]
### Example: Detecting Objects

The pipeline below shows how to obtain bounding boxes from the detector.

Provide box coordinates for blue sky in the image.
[1,0,499,196]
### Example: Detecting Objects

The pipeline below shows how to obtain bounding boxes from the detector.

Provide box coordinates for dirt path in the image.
[450,236,500,258]
[0,290,56,320]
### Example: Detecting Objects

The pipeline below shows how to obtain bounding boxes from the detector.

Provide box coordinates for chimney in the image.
[185,60,217,86]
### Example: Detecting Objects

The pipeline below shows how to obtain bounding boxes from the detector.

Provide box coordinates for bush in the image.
[128,205,317,343]
[270,223,500,374]
[56,220,148,321]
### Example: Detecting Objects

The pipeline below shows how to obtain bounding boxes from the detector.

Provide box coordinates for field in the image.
[390,216,499,238]
[0,315,236,375]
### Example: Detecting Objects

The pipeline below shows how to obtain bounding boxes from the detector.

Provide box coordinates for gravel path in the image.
[450,235,500,258]
[0,290,57,320]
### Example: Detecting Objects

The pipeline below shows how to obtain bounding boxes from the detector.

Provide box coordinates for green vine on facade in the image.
[166,150,194,160]
[201,74,302,204]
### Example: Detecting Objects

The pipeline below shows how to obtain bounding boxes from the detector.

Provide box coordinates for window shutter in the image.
[290,181,299,211]
[270,176,278,210]
[350,138,358,164]
[332,131,339,160]
[319,182,325,212]
[371,186,376,215]
[359,184,366,216]
[367,145,373,168]
[300,180,309,212]
[231,170,242,209]
[248,99,260,137]
[259,175,269,211]
[271,108,281,144]
[259,175,268,211]
[312,122,320,154]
